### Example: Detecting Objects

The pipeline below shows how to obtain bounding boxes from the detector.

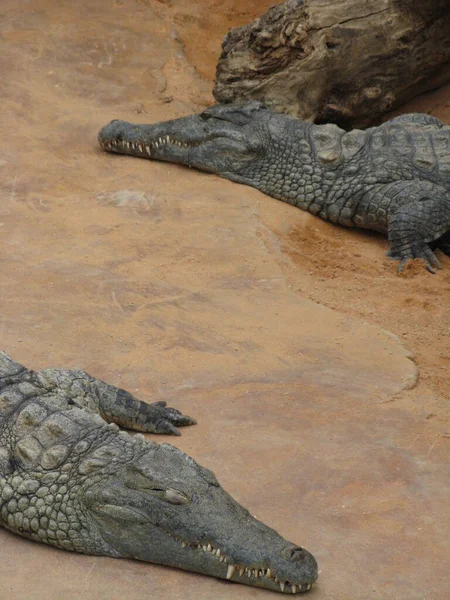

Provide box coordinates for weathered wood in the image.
[213,0,450,128]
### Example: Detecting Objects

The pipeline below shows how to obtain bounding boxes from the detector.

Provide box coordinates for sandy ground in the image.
[0,1,449,599]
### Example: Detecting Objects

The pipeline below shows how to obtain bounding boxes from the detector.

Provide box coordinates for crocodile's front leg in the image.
[37,368,196,435]
[97,388,197,435]
[354,180,450,273]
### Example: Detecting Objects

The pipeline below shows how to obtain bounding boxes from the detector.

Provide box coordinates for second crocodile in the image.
[99,103,450,272]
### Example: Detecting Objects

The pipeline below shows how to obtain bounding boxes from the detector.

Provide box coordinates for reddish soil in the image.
[153,0,277,81]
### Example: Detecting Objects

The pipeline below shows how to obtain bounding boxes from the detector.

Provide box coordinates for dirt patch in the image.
[285,216,450,395]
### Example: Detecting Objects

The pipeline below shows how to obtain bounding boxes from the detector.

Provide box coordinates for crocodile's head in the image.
[98,102,287,185]
[85,441,318,594]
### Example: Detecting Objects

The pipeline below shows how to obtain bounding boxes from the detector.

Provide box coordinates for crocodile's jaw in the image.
[85,443,318,594]
[97,102,268,178]
[89,504,318,594]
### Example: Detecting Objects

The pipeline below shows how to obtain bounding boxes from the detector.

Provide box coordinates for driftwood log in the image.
[213,0,450,128]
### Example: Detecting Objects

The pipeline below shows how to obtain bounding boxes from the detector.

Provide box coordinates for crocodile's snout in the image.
[98,119,130,145]
[282,545,318,586]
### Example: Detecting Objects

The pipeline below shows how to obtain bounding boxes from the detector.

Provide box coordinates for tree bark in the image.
[213,0,450,128]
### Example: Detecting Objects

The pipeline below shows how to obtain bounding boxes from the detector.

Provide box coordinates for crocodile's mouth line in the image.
[166,532,313,594]
[93,506,313,593]
[99,135,204,155]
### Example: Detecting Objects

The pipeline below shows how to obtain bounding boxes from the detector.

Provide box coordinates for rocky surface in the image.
[0,1,449,599]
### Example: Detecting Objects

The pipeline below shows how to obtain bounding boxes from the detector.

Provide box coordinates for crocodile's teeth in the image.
[239,567,245,576]
[306,584,311,590]
[292,584,297,593]
[215,549,221,557]
[266,568,272,579]
[219,556,224,563]
[259,569,264,577]
[226,565,236,580]
[145,145,151,155]
[280,582,285,592]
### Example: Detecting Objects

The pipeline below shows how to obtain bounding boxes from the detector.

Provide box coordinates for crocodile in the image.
[0,351,318,594]
[98,102,450,273]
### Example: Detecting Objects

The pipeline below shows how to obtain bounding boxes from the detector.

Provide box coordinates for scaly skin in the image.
[98,102,450,273]
[0,352,318,594]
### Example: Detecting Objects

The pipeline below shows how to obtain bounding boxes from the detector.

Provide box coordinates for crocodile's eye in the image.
[164,488,190,505]
[125,469,191,505]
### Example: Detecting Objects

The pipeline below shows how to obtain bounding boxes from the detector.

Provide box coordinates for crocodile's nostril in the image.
[290,547,307,561]
[281,545,308,562]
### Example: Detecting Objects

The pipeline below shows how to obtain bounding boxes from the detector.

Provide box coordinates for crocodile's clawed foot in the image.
[151,400,197,435]
[387,246,441,274]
